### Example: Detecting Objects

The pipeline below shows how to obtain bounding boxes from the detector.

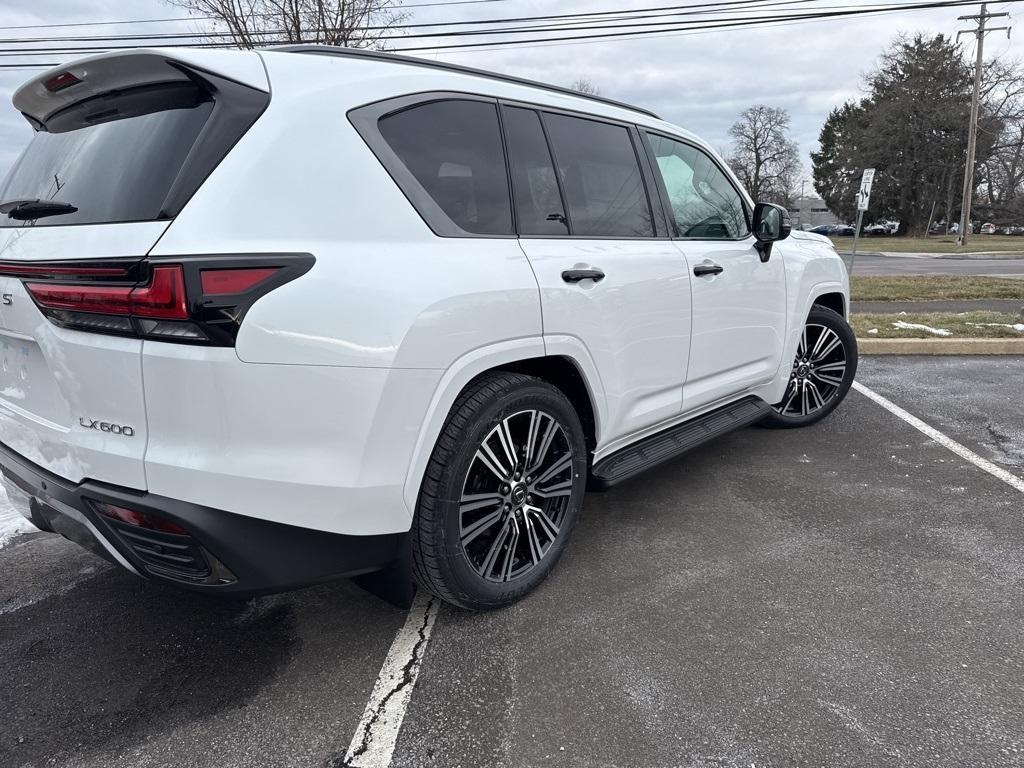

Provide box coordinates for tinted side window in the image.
[378,100,512,235]
[502,106,567,236]
[543,113,654,238]
[645,133,748,239]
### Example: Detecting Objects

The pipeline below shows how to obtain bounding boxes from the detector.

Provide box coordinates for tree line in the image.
[730,33,1024,237]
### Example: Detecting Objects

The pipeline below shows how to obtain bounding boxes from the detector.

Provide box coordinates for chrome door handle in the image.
[561,268,605,284]
[693,262,724,277]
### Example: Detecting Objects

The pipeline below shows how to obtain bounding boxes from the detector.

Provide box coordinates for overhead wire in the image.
[0,0,1017,69]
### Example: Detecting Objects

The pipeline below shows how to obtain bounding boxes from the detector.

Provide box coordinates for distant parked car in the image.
[809,224,834,235]
[863,223,889,235]
[981,222,996,235]
[929,222,946,234]
[832,224,855,236]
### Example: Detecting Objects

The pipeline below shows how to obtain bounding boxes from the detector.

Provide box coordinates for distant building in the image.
[789,196,840,229]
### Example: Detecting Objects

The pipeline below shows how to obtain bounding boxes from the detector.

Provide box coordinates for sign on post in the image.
[856,168,875,212]
[849,168,876,273]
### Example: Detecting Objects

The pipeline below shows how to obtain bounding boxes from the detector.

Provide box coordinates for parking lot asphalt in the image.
[2,356,1023,768]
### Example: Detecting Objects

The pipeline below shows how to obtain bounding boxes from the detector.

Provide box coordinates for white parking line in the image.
[853,381,1024,494]
[342,592,438,768]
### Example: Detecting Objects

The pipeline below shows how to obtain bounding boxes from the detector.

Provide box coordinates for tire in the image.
[411,372,588,610]
[760,305,858,429]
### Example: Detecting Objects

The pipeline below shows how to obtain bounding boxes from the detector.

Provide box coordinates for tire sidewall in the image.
[764,306,858,428]
[430,382,588,608]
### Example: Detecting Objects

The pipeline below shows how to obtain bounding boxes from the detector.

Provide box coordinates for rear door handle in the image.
[693,262,724,277]
[561,268,605,284]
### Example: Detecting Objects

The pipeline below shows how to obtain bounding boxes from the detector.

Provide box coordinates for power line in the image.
[0,0,1000,54]
[1,0,1017,66]
[391,0,1024,51]
[0,0,513,33]
[0,1,827,49]
[0,0,821,44]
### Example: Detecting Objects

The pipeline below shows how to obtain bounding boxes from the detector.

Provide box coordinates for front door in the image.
[642,132,788,413]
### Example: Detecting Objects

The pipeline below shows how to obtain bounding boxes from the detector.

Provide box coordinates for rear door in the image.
[507,106,691,448]
[641,132,788,413]
[0,226,162,488]
[0,53,267,487]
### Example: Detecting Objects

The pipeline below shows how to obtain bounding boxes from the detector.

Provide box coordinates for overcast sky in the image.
[2,0,1023,190]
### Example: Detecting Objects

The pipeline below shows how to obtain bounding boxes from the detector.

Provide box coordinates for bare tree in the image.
[727,104,802,206]
[569,78,602,96]
[163,0,408,49]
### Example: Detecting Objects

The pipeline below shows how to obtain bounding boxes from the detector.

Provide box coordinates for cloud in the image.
[1,0,1020,189]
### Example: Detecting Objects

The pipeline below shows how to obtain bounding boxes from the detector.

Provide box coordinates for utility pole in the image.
[956,3,1010,247]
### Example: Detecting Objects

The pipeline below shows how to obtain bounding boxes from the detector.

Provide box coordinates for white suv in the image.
[0,46,855,610]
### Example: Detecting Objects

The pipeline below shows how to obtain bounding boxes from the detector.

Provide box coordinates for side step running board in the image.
[590,396,771,489]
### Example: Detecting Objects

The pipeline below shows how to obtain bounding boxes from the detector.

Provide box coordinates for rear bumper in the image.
[0,440,405,596]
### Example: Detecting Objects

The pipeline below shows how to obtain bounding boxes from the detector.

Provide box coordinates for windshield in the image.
[0,82,213,228]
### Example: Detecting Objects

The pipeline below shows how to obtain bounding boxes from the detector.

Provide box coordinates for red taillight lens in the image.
[129,265,189,319]
[44,71,81,92]
[25,265,188,319]
[201,267,278,296]
[22,281,133,315]
[11,254,313,346]
[93,501,188,536]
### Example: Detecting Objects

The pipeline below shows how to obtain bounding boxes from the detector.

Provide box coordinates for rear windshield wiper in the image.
[0,198,78,221]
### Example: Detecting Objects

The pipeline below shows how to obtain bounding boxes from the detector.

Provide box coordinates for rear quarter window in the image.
[353,97,514,237]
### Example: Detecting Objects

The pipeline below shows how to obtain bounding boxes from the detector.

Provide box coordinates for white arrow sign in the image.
[857,168,875,211]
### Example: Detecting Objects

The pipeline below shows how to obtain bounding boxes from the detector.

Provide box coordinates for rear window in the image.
[0,83,213,228]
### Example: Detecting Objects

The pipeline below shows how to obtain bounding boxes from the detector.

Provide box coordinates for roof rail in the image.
[271,44,661,120]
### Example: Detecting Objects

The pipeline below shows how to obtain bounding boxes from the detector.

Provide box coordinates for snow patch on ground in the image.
[892,320,953,337]
[0,485,35,548]
[966,322,1024,332]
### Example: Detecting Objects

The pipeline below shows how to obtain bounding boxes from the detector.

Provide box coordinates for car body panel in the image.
[0,46,851,565]
[0,222,170,489]
[519,237,692,448]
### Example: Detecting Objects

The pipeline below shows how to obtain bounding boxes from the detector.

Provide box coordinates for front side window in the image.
[377,99,512,236]
[645,133,748,239]
[543,113,654,238]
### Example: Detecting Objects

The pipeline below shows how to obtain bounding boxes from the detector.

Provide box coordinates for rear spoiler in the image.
[13,48,269,125]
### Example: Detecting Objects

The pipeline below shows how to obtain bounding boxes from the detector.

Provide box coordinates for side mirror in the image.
[752,202,792,262]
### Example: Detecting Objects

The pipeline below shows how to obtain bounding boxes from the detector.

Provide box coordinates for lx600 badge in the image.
[79,418,135,437]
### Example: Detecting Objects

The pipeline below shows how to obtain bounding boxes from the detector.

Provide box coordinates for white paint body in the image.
[0,48,848,538]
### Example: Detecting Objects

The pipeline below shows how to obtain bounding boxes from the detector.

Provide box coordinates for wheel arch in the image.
[812,291,846,318]
[401,338,606,511]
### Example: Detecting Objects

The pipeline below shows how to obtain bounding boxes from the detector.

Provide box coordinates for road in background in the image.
[851,253,1024,276]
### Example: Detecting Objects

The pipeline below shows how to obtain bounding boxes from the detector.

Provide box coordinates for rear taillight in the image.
[9,254,313,345]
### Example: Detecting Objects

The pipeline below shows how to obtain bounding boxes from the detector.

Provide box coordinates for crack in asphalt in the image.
[333,597,435,768]
[985,422,1021,465]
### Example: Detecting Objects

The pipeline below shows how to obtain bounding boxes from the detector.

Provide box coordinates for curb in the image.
[858,338,1024,355]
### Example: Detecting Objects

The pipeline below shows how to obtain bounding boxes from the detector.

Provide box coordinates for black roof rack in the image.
[272,44,661,120]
